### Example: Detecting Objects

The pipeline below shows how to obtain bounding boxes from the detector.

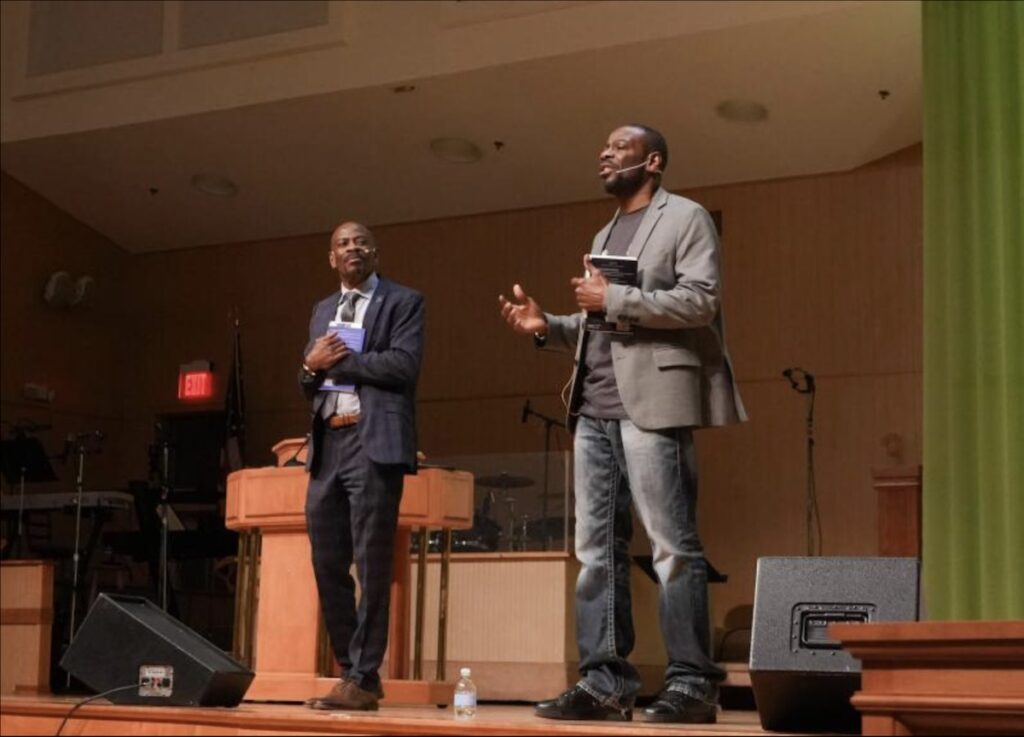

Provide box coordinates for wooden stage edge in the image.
[0,696,777,736]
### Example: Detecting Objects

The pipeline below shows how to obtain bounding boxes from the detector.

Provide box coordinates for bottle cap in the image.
[460,667,471,678]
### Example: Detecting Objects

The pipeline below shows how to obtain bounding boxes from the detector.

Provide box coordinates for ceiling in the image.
[0,1,921,253]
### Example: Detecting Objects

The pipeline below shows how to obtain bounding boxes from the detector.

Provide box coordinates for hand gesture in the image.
[305,332,350,371]
[498,284,548,335]
[571,255,608,312]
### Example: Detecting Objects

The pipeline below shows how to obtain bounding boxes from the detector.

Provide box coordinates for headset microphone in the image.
[613,156,655,175]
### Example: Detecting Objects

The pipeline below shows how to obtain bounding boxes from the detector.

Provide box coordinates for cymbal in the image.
[476,473,535,489]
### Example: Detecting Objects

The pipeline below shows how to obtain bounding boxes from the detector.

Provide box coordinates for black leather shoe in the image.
[642,689,717,723]
[535,684,632,721]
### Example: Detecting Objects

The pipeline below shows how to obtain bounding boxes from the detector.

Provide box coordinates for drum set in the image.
[418,399,571,554]
[418,471,566,554]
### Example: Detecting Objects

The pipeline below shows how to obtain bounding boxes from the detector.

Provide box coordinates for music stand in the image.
[0,436,58,558]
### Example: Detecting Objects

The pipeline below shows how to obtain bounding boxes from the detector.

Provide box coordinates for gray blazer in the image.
[299,276,425,472]
[544,188,747,431]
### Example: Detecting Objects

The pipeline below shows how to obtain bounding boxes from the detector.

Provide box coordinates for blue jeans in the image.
[573,415,723,708]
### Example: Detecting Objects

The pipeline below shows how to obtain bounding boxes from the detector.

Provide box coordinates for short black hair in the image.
[630,125,669,172]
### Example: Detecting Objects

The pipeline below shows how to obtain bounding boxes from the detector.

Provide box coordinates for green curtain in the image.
[923,1,1023,620]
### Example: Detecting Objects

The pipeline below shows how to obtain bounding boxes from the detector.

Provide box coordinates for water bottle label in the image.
[454,692,476,708]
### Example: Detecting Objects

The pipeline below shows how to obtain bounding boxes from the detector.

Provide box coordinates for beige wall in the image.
[0,144,922,634]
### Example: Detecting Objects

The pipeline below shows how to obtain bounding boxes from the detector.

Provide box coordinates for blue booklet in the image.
[320,321,365,393]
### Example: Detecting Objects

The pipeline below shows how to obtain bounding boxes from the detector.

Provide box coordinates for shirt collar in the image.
[340,272,379,300]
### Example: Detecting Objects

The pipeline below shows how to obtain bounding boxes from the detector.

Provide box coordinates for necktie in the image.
[338,291,359,323]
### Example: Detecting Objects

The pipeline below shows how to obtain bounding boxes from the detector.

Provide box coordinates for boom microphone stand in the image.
[65,430,104,687]
[152,423,173,612]
[521,400,566,551]
[783,368,821,556]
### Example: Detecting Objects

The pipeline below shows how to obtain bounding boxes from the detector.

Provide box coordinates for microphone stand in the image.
[523,403,566,551]
[14,464,27,557]
[158,438,171,612]
[784,369,820,556]
[803,384,817,556]
[66,437,86,688]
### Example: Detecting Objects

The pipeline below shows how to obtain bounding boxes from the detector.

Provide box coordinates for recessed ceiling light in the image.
[191,173,239,197]
[715,99,769,123]
[429,137,483,163]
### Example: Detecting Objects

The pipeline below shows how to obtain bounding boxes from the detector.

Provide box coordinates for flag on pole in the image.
[223,317,246,473]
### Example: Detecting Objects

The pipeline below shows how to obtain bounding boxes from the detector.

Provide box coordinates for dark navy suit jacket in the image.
[299,275,425,474]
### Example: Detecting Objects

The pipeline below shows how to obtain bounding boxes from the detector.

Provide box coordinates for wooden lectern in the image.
[225,439,473,704]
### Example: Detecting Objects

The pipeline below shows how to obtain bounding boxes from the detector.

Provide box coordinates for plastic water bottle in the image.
[453,667,477,720]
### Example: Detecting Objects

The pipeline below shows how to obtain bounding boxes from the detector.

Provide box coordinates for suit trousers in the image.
[305,424,404,692]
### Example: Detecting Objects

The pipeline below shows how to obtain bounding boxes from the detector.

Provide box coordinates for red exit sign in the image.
[178,361,214,401]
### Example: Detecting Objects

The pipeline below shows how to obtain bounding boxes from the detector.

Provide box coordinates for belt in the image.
[327,412,361,429]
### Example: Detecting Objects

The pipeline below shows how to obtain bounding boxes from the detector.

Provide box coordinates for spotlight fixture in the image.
[715,99,769,123]
[191,173,239,197]
[429,137,483,163]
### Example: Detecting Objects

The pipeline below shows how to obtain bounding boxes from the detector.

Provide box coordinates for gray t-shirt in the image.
[578,206,647,420]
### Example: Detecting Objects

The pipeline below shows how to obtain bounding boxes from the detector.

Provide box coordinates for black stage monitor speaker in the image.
[748,556,919,733]
[60,594,254,706]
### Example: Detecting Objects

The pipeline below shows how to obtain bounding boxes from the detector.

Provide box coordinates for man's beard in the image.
[603,170,647,197]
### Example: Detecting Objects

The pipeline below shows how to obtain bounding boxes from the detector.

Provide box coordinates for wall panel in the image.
[1,144,922,638]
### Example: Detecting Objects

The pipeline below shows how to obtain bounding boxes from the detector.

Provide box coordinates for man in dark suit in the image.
[299,221,425,710]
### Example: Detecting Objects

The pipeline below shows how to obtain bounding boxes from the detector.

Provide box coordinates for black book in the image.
[585,254,638,334]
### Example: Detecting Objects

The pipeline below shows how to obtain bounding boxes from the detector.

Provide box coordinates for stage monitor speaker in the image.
[60,593,254,706]
[748,556,919,733]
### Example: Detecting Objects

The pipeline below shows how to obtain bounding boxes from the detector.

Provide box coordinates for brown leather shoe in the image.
[307,679,380,711]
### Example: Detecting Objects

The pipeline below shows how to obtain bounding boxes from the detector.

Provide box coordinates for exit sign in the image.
[178,360,214,401]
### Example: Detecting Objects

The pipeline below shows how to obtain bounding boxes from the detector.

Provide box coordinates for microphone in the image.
[783,367,816,394]
[614,160,648,174]
[614,154,658,174]
[521,399,531,424]
[284,434,311,467]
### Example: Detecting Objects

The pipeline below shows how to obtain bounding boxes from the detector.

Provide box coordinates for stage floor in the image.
[1,695,786,736]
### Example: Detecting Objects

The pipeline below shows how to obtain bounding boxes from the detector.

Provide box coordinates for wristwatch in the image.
[300,362,317,381]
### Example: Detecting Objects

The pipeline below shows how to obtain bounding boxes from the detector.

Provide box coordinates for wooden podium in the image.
[225,439,473,704]
[832,620,1024,735]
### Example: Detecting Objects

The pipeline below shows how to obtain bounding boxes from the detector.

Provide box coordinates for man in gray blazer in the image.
[299,221,425,710]
[500,125,746,723]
